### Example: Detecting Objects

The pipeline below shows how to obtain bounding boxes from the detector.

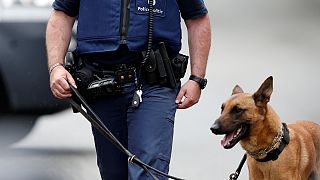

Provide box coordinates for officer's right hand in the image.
[50,66,77,99]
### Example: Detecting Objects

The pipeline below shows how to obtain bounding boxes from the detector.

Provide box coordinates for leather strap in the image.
[255,123,290,162]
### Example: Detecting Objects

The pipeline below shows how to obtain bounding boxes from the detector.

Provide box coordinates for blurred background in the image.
[0,0,319,179]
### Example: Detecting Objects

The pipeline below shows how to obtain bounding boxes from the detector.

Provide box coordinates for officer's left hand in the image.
[175,80,201,109]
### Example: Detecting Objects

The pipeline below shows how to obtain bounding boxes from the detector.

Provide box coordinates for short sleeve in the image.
[177,0,208,20]
[52,0,80,17]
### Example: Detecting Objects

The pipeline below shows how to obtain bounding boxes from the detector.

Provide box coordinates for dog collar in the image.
[247,123,290,162]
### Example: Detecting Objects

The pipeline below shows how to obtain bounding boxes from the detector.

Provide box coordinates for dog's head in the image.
[210,76,274,149]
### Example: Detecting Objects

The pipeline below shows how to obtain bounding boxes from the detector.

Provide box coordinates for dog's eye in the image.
[231,106,245,114]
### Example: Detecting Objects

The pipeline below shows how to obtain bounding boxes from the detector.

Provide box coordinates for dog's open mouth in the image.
[221,124,249,149]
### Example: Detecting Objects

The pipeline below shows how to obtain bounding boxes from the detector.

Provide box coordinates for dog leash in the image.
[228,154,247,180]
[66,84,184,180]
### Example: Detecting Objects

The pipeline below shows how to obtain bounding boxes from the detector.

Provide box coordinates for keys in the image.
[136,90,142,102]
[131,90,143,108]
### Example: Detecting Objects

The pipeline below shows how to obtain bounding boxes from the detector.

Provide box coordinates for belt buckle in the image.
[115,67,135,84]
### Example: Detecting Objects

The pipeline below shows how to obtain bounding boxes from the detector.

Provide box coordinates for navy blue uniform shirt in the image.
[53,0,207,19]
[52,0,208,64]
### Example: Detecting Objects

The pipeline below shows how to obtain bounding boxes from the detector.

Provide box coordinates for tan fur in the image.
[245,120,320,180]
[213,77,320,180]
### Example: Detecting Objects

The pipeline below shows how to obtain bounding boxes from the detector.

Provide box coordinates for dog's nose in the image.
[210,121,221,134]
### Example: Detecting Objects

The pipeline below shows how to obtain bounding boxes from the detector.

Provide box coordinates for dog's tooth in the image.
[236,127,242,135]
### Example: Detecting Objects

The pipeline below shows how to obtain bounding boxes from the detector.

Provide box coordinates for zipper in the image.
[120,0,130,44]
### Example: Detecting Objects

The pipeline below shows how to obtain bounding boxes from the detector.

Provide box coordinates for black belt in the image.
[81,58,141,71]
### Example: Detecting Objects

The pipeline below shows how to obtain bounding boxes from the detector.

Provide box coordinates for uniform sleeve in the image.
[52,0,80,17]
[177,0,208,20]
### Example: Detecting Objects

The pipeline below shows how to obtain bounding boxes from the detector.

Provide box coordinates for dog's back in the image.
[289,121,320,152]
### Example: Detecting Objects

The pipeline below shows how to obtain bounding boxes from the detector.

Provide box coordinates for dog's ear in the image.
[232,85,244,95]
[253,76,273,107]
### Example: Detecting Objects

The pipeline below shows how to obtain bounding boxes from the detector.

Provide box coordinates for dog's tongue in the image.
[221,131,237,147]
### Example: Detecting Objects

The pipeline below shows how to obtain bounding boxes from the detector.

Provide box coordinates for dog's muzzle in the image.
[210,120,222,135]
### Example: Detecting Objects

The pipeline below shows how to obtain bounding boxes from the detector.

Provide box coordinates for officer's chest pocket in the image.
[134,0,166,18]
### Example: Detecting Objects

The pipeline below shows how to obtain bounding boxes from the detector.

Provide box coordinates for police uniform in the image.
[52,0,208,179]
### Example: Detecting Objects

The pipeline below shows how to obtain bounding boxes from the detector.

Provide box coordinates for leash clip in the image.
[229,172,239,180]
[128,155,136,164]
[228,154,247,180]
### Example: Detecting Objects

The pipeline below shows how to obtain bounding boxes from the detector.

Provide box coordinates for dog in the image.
[210,76,320,180]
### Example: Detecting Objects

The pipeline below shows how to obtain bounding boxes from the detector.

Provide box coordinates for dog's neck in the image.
[240,105,283,160]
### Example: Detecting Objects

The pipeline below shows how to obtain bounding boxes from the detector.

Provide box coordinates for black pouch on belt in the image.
[143,50,158,84]
[143,49,169,86]
[171,53,189,80]
[154,49,167,85]
[158,42,177,88]
[142,42,189,88]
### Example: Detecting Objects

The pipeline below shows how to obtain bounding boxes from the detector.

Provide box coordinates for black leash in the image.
[228,154,247,180]
[66,84,184,180]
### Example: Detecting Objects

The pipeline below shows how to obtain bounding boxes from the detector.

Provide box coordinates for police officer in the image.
[46,0,211,179]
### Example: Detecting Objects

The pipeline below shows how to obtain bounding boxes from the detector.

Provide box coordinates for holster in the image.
[142,42,189,89]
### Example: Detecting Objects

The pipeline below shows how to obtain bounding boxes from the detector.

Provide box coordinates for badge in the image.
[135,0,166,17]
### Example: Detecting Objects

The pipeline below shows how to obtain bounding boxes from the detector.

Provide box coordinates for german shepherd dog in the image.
[211,76,320,180]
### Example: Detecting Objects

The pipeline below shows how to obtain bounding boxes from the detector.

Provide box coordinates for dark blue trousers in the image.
[89,81,180,180]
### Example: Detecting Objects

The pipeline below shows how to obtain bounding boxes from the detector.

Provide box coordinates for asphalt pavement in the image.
[1,0,320,179]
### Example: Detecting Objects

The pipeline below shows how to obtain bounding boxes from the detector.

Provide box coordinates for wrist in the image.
[49,63,64,74]
[189,74,207,89]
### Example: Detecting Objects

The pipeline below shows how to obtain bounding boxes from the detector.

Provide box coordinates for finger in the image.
[58,77,72,92]
[178,93,200,109]
[175,88,186,104]
[66,72,77,88]
[53,84,72,97]
[177,97,193,109]
[52,87,70,99]
[52,79,72,97]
